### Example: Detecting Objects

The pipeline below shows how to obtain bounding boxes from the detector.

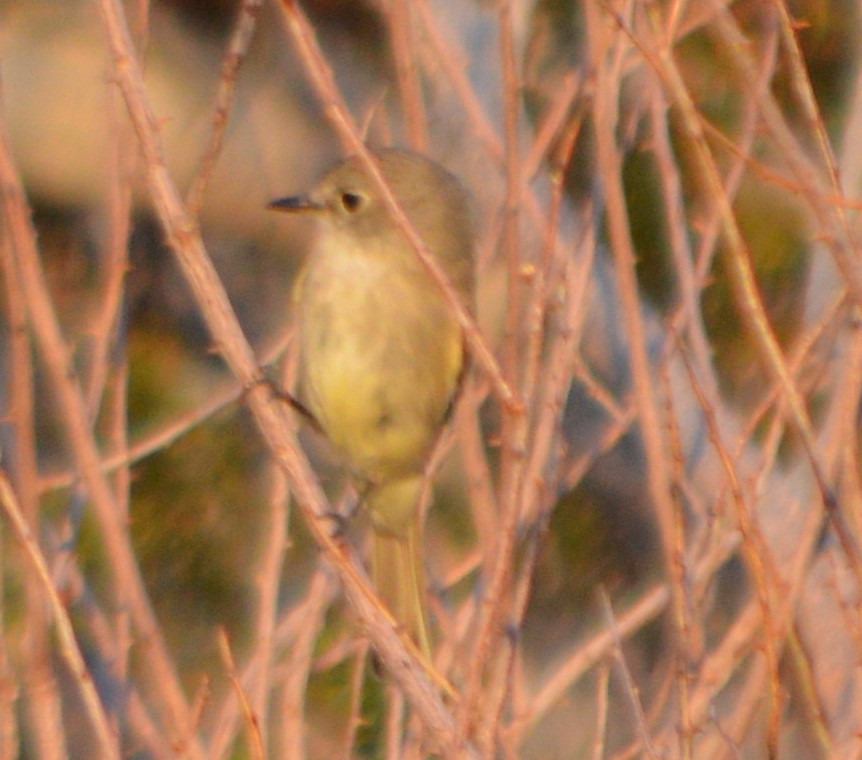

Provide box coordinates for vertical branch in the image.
[523,73,583,180]
[653,5,862,578]
[647,79,713,396]
[785,626,841,760]
[456,3,525,749]
[84,87,134,421]
[586,0,682,685]
[589,663,611,760]
[457,380,499,581]
[498,0,523,400]
[59,554,175,758]
[246,465,290,755]
[185,0,262,218]
[0,473,119,758]
[385,0,426,150]
[243,332,299,754]
[338,641,370,759]
[818,320,862,647]
[600,591,660,759]
[384,685,406,760]
[217,633,265,760]
[658,361,695,760]
[273,567,335,760]
[507,233,594,715]
[705,4,862,309]
[521,113,582,417]
[0,72,206,760]
[88,21,145,726]
[0,579,16,760]
[769,0,858,255]
[414,0,503,163]
[837,325,862,538]
[0,219,67,758]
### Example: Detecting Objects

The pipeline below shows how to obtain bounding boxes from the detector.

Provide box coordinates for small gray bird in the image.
[269,149,475,654]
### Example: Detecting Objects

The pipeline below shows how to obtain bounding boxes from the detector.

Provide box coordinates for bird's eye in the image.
[339,191,364,213]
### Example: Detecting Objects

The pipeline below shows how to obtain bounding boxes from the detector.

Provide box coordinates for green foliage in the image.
[126,330,266,671]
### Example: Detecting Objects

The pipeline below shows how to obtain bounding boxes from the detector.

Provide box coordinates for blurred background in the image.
[1,0,861,757]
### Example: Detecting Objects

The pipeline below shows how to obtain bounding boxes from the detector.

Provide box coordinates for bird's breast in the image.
[297,244,462,481]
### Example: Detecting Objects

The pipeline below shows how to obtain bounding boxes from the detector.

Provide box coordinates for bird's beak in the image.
[267,194,322,213]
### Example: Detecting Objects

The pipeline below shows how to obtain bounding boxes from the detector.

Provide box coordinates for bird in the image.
[268,148,475,655]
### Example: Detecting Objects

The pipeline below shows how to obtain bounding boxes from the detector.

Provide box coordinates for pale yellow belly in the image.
[298,250,462,483]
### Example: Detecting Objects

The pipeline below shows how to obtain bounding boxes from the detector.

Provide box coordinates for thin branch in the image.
[457,2,526,749]
[0,78,205,759]
[0,472,119,759]
[587,0,682,702]
[185,0,262,217]
[384,0,426,150]
[514,583,670,738]
[590,664,611,760]
[600,590,659,760]
[678,342,783,757]
[217,631,265,760]
[623,0,862,583]
[38,327,297,493]
[338,641,370,760]
[274,566,332,760]
[0,191,68,760]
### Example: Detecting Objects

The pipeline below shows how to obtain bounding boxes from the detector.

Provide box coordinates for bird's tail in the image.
[367,477,431,657]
